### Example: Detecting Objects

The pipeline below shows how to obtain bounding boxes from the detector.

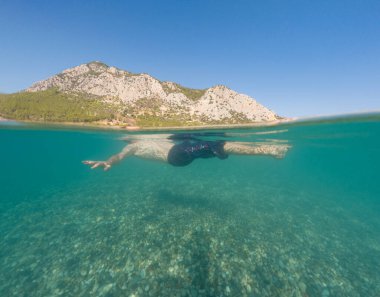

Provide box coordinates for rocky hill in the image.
[0,61,281,127]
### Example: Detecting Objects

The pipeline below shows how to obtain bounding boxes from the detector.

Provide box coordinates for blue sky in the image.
[0,0,379,117]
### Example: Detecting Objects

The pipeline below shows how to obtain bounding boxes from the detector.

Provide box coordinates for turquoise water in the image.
[1,115,379,297]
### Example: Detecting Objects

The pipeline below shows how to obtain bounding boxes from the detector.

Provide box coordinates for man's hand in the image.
[82,160,111,171]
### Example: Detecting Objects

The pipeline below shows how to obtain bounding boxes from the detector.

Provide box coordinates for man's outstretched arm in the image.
[224,142,291,158]
[82,144,136,171]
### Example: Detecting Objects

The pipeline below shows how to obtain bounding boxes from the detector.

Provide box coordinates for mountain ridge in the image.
[1,61,282,127]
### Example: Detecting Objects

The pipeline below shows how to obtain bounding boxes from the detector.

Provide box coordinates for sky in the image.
[0,0,379,117]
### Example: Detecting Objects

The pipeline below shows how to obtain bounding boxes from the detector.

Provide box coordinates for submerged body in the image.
[167,140,228,166]
[83,133,290,170]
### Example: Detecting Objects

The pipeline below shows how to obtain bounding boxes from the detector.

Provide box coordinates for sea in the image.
[0,114,379,297]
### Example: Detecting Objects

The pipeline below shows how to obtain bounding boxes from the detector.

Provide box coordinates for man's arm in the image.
[223,142,291,159]
[82,144,136,171]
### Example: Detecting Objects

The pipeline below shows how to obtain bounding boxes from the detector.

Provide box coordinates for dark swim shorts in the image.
[167,140,228,166]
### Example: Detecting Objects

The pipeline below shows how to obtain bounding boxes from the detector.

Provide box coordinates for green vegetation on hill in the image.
[161,83,206,101]
[0,88,272,128]
[0,89,119,122]
[123,98,201,127]
[0,89,203,127]
[178,85,206,101]
[135,114,202,127]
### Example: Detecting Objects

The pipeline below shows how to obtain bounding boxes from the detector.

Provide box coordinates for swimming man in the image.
[83,132,290,171]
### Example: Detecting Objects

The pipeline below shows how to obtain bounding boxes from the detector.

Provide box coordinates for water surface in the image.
[1,114,379,297]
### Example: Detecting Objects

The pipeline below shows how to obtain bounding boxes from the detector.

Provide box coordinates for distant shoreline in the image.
[2,111,378,131]
[0,117,295,131]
